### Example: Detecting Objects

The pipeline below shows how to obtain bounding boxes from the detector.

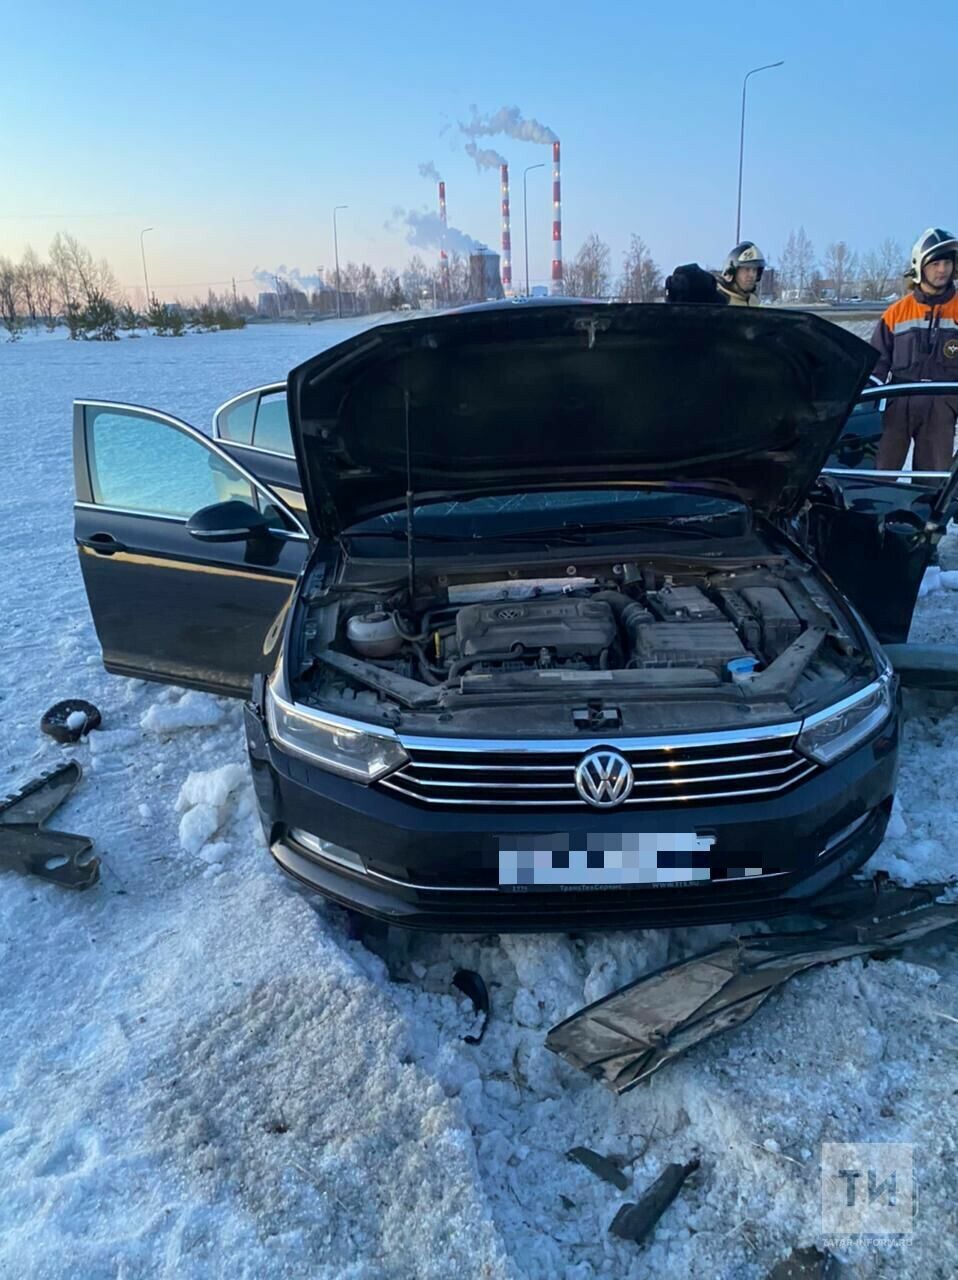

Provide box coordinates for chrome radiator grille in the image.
[377,727,817,809]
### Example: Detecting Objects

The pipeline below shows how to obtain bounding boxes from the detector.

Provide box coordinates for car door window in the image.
[826,383,958,481]
[215,394,256,445]
[252,390,293,456]
[87,406,258,517]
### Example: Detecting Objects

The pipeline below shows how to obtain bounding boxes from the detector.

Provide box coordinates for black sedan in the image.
[74,303,958,930]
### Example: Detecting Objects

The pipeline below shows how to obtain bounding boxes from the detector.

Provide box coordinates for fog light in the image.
[289,828,367,874]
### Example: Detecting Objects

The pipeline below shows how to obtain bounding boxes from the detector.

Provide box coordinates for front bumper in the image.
[245,699,899,933]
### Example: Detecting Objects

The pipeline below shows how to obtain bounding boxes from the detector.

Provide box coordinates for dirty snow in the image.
[2,319,957,1279]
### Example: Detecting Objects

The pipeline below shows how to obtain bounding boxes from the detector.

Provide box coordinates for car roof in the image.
[444,296,601,316]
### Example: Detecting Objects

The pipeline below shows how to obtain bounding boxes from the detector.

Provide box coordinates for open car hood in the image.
[287,303,877,534]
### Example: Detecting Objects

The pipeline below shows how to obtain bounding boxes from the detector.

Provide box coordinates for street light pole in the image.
[139,227,153,307]
[522,163,545,297]
[332,205,348,318]
[736,61,783,243]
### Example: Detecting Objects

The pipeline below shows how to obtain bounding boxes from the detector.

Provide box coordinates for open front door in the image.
[812,382,958,644]
[73,400,309,696]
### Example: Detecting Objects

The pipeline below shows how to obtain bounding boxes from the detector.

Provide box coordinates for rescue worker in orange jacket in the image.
[872,228,958,472]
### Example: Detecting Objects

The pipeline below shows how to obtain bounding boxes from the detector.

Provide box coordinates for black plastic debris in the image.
[609,1158,700,1246]
[546,879,958,1093]
[40,699,102,744]
[566,1146,630,1191]
[452,969,490,1044]
[767,1244,841,1280]
[0,762,99,888]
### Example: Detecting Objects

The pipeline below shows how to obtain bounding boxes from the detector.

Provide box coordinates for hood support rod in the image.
[403,389,417,606]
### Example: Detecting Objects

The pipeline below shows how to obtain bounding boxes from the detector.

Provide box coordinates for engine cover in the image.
[632,621,748,671]
[456,598,618,660]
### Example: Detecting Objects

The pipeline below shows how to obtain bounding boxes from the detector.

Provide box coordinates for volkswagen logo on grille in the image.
[496,606,524,621]
[574,750,634,808]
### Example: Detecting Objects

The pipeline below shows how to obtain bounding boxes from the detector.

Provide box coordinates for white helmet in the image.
[723,241,766,282]
[910,227,958,281]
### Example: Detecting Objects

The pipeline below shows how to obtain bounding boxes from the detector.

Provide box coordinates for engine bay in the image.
[291,557,872,729]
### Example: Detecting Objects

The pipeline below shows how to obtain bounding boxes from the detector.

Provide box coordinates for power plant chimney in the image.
[551,140,563,295]
[500,163,512,296]
[438,180,450,302]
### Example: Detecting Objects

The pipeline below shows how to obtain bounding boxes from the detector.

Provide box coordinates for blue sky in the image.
[2,0,950,298]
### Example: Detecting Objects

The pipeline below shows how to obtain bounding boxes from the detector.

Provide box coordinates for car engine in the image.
[455,598,621,667]
[294,558,867,725]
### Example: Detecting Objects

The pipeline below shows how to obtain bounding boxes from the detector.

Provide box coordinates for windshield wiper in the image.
[344,528,590,545]
[344,518,729,547]
[491,519,723,542]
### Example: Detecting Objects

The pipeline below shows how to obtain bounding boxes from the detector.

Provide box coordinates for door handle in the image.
[78,532,129,555]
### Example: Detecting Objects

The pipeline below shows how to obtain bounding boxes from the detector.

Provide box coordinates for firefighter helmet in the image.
[910,228,958,281]
[722,242,766,282]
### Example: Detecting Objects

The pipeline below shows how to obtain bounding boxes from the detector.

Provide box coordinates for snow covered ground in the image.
[2,320,957,1279]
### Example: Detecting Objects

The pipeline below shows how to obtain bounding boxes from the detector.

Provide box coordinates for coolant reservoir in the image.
[346,611,404,658]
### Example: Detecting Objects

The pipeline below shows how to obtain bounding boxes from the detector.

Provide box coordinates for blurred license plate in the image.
[497,832,718,888]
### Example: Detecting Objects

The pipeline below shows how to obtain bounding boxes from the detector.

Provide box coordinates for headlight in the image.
[796,676,894,766]
[266,685,408,782]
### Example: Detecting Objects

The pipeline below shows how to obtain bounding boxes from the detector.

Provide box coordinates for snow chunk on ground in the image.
[919,566,942,598]
[86,727,141,755]
[178,802,221,854]
[65,710,87,731]
[141,690,226,733]
[175,762,248,814]
[175,763,249,856]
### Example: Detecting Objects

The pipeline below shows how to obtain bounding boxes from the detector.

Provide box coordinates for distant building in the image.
[469,247,504,302]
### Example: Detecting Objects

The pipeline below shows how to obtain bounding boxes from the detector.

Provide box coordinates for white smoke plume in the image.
[418,161,443,182]
[389,208,480,255]
[464,141,507,171]
[251,265,327,293]
[460,104,557,146]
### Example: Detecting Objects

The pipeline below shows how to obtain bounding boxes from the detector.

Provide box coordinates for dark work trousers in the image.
[876,395,958,472]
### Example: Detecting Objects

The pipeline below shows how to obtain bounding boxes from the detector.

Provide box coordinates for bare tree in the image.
[401,255,431,307]
[447,252,469,304]
[358,263,380,311]
[567,234,611,299]
[778,230,798,297]
[340,261,364,312]
[860,238,904,300]
[16,246,44,324]
[49,232,117,312]
[779,227,817,301]
[824,241,858,302]
[619,234,662,301]
[0,256,23,339]
[33,263,58,328]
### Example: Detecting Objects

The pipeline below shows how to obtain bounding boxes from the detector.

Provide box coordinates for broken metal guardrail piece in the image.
[546,877,958,1093]
[0,762,99,889]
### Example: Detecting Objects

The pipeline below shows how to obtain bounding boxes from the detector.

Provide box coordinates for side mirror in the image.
[187,499,274,543]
